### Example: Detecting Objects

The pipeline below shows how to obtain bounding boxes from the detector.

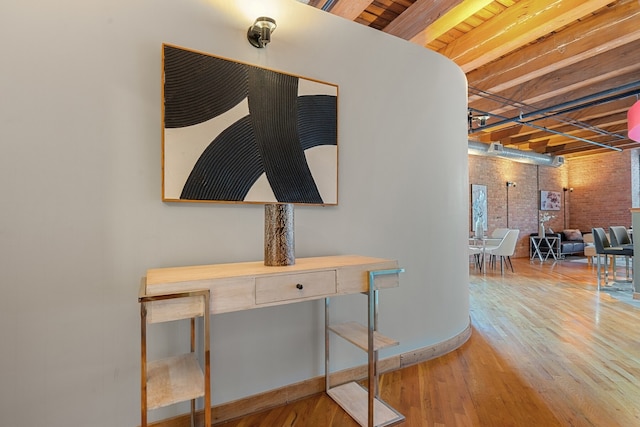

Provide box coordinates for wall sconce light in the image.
[247,16,277,48]
[475,115,490,126]
[468,110,490,130]
[506,181,516,187]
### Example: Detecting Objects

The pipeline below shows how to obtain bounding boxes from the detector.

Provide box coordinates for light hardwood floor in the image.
[218,257,640,426]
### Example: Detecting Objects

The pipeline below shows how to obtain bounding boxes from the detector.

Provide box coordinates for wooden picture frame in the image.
[162,44,338,205]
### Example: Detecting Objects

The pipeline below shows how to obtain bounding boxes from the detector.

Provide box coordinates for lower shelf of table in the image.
[328,321,399,351]
[327,381,405,427]
[147,353,204,410]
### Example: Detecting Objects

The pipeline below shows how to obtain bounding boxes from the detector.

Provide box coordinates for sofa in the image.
[530,229,586,257]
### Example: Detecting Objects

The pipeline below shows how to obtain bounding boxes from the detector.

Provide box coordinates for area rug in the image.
[600,280,633,292]
[562,257,640,308]
[563,256,629,266]
[598,280,640,308]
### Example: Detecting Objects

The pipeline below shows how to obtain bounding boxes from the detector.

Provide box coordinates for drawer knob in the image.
[296,283,303,290]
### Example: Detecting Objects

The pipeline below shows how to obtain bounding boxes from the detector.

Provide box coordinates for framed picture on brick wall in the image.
[471,184,487,231]
[540,190,561,211]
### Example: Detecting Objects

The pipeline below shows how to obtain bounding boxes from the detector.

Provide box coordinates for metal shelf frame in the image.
[139,284,211,427]
[325,268,405,427]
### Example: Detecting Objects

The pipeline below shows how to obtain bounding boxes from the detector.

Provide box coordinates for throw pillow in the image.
[563,229,582,241]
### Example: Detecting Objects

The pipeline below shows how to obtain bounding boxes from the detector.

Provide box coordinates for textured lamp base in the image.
[264,203,295,266]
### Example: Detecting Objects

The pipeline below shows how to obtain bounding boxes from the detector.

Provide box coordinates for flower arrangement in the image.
[539,211,555,224]
[538,211,555,236]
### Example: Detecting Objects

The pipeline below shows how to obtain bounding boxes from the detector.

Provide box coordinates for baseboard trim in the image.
[145,322,472,426]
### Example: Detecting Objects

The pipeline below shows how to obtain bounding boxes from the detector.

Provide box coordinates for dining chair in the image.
[483,228,511,266]
[484,228,510,247]
[469,245,483,270]
[609,226,633,280]
[592,227,633,289]
[486,229,519,274]
[482,228,510,252]
[609,226,632,246]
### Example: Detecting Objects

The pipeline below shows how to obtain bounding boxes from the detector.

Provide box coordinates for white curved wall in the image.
[0,0,469,425]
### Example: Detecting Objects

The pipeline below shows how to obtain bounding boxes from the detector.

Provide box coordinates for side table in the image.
[530,235,560,261]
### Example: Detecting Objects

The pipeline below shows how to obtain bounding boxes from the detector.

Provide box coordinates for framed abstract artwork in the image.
[540,190,561,211]
[162,44,338,205]
[471,184,487,231]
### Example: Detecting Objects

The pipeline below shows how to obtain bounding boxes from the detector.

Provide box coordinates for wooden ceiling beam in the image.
[509,109,629,138]
[413,0,495,46]
[472,133,495,143]
[309,0,635,158]
[495,84,637,131]
[325,0,372,20]
[490,125,524,141]
[475,96,636,138]
[470,96,634,146]
[469,58,640,118]
[534,124,629,151]
[553,98,634,122]
[527,46,639,108]
[508,140,550,151]
[547,135,639,156]
[509,132,548,145]
[467,0,640,94]
[383,0,488,45]
[505,119,628,146]
[307,0,326,8]
[470,115,624,148]
[528,140,550,151]
[587,112,631,128]
[442,0,613,72]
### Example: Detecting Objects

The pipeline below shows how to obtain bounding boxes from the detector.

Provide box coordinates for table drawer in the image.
[255,270,336,304]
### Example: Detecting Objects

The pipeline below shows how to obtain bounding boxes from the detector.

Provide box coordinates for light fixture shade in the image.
[247,17,277,48]
[628,100,640,142]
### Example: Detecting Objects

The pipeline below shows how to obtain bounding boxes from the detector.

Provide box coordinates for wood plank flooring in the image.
[218,257,640,426]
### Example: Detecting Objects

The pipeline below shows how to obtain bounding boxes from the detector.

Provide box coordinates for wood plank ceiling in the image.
[305,0,640,158]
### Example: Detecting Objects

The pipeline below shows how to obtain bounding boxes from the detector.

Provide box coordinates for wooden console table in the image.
[139,255,404,427]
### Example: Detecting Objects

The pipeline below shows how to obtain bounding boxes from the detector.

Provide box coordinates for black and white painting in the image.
[162,44,338,205]
[471,184,487,232]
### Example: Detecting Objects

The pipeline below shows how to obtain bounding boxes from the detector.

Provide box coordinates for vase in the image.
[264,203,295,266]
[539,222,545,238]
[475,217,484,238]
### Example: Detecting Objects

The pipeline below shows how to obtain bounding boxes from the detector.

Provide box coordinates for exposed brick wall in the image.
[568,150,634,231]
[468,149,637,258]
